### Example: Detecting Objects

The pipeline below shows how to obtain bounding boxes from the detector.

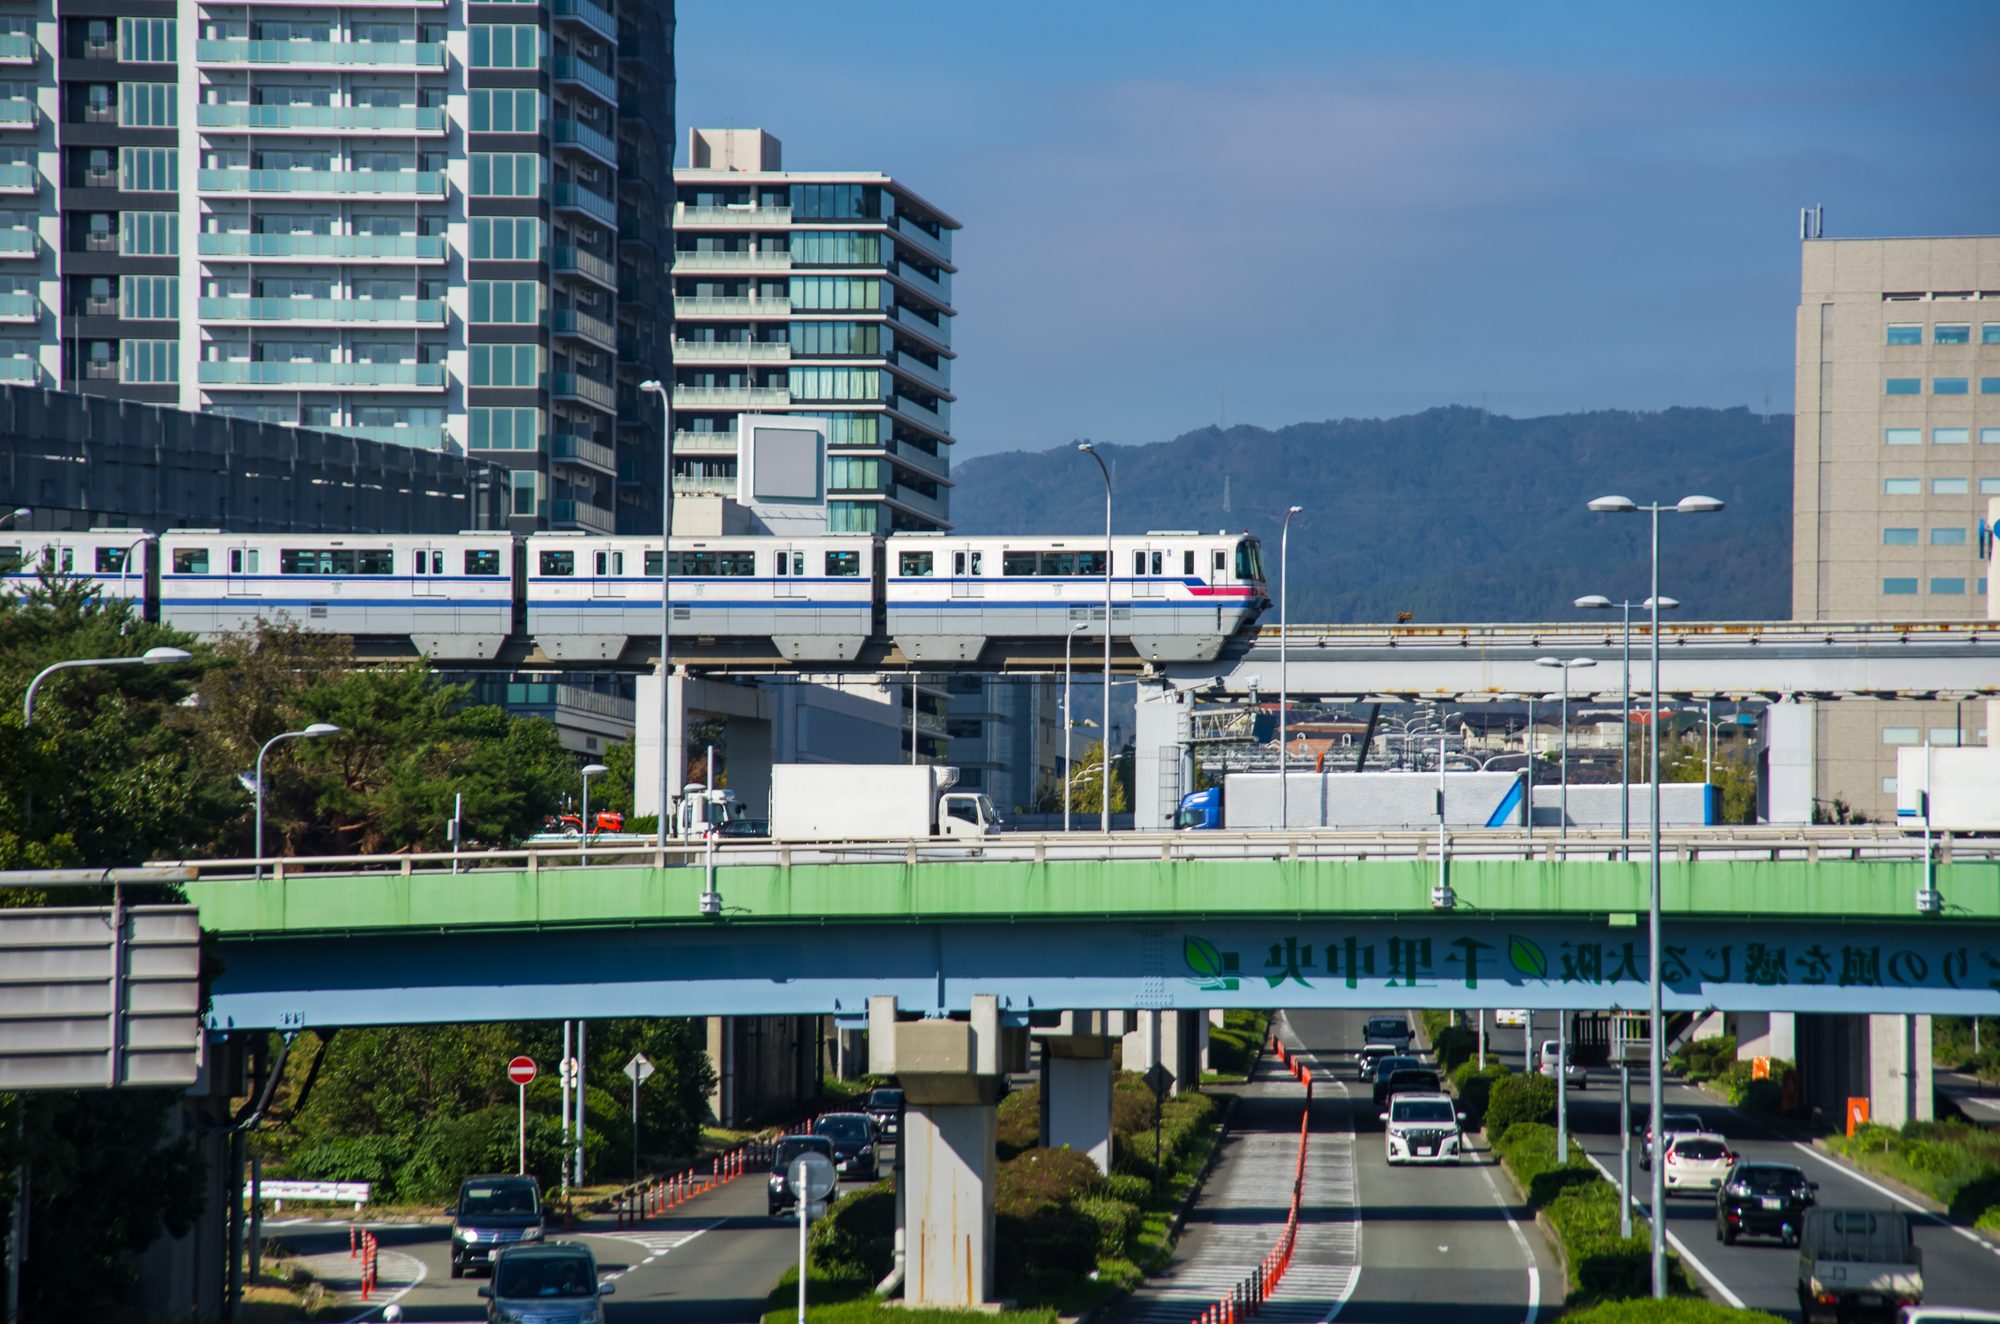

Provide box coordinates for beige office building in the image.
[1791,235,1998,820]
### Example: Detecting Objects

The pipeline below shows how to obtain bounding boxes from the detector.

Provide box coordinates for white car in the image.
[1381,1092,1466,1165]
[1537,1040,1589,1089]
[1661,1131,1735,1197]
[1898,1309,2000,1323]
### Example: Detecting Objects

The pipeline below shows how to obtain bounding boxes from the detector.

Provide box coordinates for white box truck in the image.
[770,764,1001,841]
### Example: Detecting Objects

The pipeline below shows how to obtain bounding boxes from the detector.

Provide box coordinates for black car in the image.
[1369,1055,1423,1106]
[767,1134,837,1216]
[449,1174,545,1278]
[865,1087,905,1134]
[1377,1068,1442,1109]
[812,1111,881,1181]
[1355,1044,1400,1081]
[1717,1161,1818,1246]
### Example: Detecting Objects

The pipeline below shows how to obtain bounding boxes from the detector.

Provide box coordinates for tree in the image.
[1065,739,1130,816]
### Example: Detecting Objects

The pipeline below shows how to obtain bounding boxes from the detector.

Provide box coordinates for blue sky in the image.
[676,1,2000,459]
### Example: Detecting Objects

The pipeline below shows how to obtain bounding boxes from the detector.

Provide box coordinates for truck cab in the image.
[1176,786,1222,830]
[940,791,1002,838]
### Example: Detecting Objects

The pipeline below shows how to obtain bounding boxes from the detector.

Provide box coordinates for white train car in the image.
[524,532,878,662]
[884,531,1269,662]
[157,531,516,659]
[0,528,158,613]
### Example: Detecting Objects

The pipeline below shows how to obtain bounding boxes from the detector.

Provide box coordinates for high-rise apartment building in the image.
[7,0,672,536]
[1791,233,1998,818]
[671,127,958,533]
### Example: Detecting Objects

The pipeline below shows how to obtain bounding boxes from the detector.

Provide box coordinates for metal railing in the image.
[551,0,617,41]
[199,233,446,260]
[674,204,791,228]
[549,499,614,534]
[198,169,447,196]
[672,296,790,318]
[550,307,617,349]
[551,245,616,286]
[550,56,617,102]
[672,385,788,408]
[198,361,446,387]
[197,297,444,324]
[196,40,446,67]
[550,433,617,473]
[197,104,445,132]
[671,250,792,272]
[672,339,790,362]
[552,183,618,227]
[552,118,617,163]
[890,304,951,349]
[550,372,617,409]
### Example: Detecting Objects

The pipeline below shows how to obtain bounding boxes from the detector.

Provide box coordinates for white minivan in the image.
[1538,1040,1589,1089]
[1381,1092,1466,1165]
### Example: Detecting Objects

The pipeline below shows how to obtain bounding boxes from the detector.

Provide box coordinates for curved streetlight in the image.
[639,378,672,835]
[255,724,341,878]
[1587,491,1723,1298]
[580,762,610,865]
[21,645,194,824]
[1062,622,1088,832]
[1077,443,1113,833]
[1576,594,1679,854]
[0,506,30,530]
[1535,657,1596,839]
[1279,506,1303,830]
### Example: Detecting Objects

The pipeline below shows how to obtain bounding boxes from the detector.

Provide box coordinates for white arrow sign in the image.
[622,1052,655,1084]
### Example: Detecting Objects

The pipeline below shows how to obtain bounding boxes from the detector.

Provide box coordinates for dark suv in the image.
[864,1087,904,1135]
[450,1174,545,1278]
[767,1135,837,1216]
[1378,1068,1442,1109]
[813,1112,880,1181]
[1369,1055,1423,1107]
[1717,1161,1818,1246]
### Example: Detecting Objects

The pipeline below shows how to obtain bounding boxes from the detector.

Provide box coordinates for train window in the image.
[595,551,626,576]
[1183,550,1194,576]
[1039,552,1075,576]
[428,551,444,575]
[900,551,933,577]
[280,549,393,575]
[44,548,72,573]
[465,550,500,576]
[644,550,663,577]
[1152,551,1163,575]
[793,552,805,575]
[1212,550,1225,573]
[540,550,576,576]
[970,551,981,575]
[776,553,789,575]
[1076,551,1106,576]
[95,547,129,573]
[825,551,859,577]
[229,549,260,574]
[0,545,20,574]
[669,551,716,576]
[1235,542,1264,581]
[1132,552,1145,576]
[718,552,754,576]
[1002,552,1037,576]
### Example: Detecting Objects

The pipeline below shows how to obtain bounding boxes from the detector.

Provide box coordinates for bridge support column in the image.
[1735,1012,1795,1061]
[1120,1009,1196,1094]
[870,994,1004,1308]
[1037,1014,1118,1174]
[1867,1014,1933,1128]
[1133,682,1187,832]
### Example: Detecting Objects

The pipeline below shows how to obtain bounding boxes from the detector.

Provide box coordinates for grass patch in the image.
[1827,1121,2000,1225]
[1561,1299,1788,1324]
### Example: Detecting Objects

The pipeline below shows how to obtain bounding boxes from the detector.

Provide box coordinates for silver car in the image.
[479,1243,614,1323]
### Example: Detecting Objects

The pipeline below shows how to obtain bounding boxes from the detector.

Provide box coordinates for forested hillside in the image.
[950,406,1792,623]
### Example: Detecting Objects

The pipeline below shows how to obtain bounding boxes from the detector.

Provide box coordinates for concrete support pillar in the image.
[1867,1014,1933,1128]
[1736,1012,1796,1061]
[706,1015,733,1127]
[1038,1018,1118,1175]
[1133,682,1186,831]
[1121,1009,1160,1074]
[1759,701,1815,824]
[1690,1010,1728,1042]
[635,672,688,821]
[1161,1009,1198,1095]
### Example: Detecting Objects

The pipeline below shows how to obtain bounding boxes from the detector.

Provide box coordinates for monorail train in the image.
[0,527,1269,663]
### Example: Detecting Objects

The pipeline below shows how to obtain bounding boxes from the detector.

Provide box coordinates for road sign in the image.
[622,1053,654,1084]
[560,1056,578,1088]
[1142,1062,1175,1096]
[791,1152,838,1202]
[508,1056,538,1085]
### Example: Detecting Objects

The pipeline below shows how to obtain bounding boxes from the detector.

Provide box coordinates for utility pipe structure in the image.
[1279,505,1302,830]
[1078,444,1113,833]
[255,724,340,879]
[1575,595,1676,856]
[1534,656,1595,839]
[1587,491,1723,1298]
[639,379,672,828]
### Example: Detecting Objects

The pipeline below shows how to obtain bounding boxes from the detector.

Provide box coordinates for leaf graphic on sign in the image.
[1185,935,1224,980]
[1509,935,1548,980]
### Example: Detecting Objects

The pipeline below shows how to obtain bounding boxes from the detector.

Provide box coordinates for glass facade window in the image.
[469,25,540,69]
[789,321,879,355]
[1933,324,1970,344]
[1931,528,1967,544]
[470,281,540,323]
[121,212,177,256]
[1982,478,2000,494]
[1886,325,1922,345]
[1882,578,1918,595]
[471,344,540,386]
[1934,427,1969,445]
[828,456,881,490]
[470,89,539,133]
[1881,777,1899,795]
[120,83,176,128]
[790,367,880,401]
[119,18,175,62]
[1985,429,2000,445]
[791,230,881,265]
[511,470,541,516]
[470,154,539,197]
[471,217,539,260]
[121,148,177,193]
[788,183,882,220]
[120,340,177,384]
[121,276,178,320]
[827,502,883,534]
[1984,324,2000,345]
[789,277,881,311]
[1885,379,1920,395]
[795,412,880,448]
[1884,428,1920,445]
[1933,477,1968,494]
[1983,378,2000,394]
[1882,528,1918,544]
[471,406,542,450]
[1931,578,1967,595]
[1934,378,1969,394]
[1884,478,1920,494]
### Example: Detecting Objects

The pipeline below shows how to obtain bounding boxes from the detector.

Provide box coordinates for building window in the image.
[470,89,539,133]
[826,502,883,534]
[119,18,175,62]
[795,411,879,447]
[471,217,539,261]
[1981,478,2000,494]
[1931,578,1967,595]
[1930,727,1963,746]
[1983,378,2000,394]
[788,183,882,220]
[1884,478,1920,494]
[790,367,879,401]
[1933,324,1970,344]
[1984,429,2000,446]
[472,407,542,450]
[120,212,177,256]
[1934,427,1969,445]
[469,24,540,69]
[789,277,882,311]
[119,83,176,129]
[1882,528,1918,544]
[828,456,881,490]
[470,153,539,197]
[1933,477,1968,494]
[1885,325,1922,345]
[510,469,542,516]
[120,148,177,192]
[1934,378,1969,394]
[1983,324,2000,345]
[469,280,540,323]
[120,275,177,320]
[791,230,881,265]
[119,339,176,384]
[789,321,879,355]
[1931,527,1967,544]
[1886,379,1920,395]
[471,344,540,387]
[1881,777,1898,795]
[1882,578,1918,595]
[1884,428,1920,445]
[1881,727,1919,744]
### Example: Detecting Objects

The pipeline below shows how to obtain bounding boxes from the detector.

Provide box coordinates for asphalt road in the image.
[1284,1008,1557,1324]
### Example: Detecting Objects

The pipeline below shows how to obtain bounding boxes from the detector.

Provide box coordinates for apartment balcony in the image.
[890,392,951,434]
[551,119,616,168]
[0,33,36,64]
[550,56,617,103]
[197,104,447,134]
[321,425,448,448]
[673,203,791,228]
[199,233,447,262]
[889,483,948,524]
[199,361,446,389]
[195,39,446,69]
[551,372,617,411]
[231,0,445,6]
[672,385,788,409]
[890,303,951,351]
[889,261,953,310]
[551,245,616,290]
[670,250,791,273]
[552,183,617,228]
[0,293,38,322]
[0,164,34,194]
[889,437,949,482]
[0,231,38,257]
[890,214,953,265]
[198,297,446,326]
[77,295,118,317]
[671,295,789,320]
[890,351,952,398]
[672,474,737,496]
[550,499,615,534]
[198,169,446,198]
[76,167,117,190]
[0,357,37,382]
[550,307,616,352]
[0,102,35,128]
[551,0,617,43]
[550,432,617,476]
[672,339,790,363]
[672,431,738,453]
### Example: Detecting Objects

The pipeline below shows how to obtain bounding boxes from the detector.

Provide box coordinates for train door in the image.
[1132,543,1163,598]
[950,545,983,598]
[413,543,447,596]
[773,543,805,598]
[226,543,262,596]
[591,548,626,599]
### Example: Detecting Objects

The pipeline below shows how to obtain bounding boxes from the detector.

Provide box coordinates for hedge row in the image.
[1493,1122,1689,1305]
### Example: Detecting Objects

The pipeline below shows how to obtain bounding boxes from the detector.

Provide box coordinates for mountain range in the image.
[948,406,1794,624]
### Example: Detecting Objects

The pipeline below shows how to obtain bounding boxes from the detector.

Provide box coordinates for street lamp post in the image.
[1587,493,1724,1298]
[1575,595,1678,856]
[23,646,193,824]
[579,762,609,865]
[1062,622,1087,832]
[1279,506,1302,831]
[1078,444,1113,833]
[0,506,30,530]
[255,724,340,878]
[1534,657,1595,839]
[639,379,673,832]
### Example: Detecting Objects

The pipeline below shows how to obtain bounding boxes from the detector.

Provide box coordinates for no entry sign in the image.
[507,1056,537,1085]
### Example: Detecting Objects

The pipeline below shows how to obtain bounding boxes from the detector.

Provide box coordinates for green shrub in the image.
[996,1202,1100,1293]
[1948,1170,2000,1227]
[1105,1173,1150,1205]
[1072,1195,1142,1258]
[1449,1059,1511,1130]
[1207,1010,1270,1078]
[1562,1298,1787,1324]
[1431,1025,1478,1074]
[1483,1072,1557,1142]
[996,1147,1105,1216]
[1714,1058,1793,1113]
[1671,1037,1737,1083]
[997,1084,1041,1158]
[1548,1183,1655,1300]
[809,1182,897,1282]
[1829,1119,2000,1211]
[1492,1122,1594,1209]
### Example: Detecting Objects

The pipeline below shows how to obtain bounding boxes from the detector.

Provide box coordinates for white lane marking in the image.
[1788,1143,2000,1258]
[592,1216,726,1261]
[336,1249,428,1323]
[1474,1146,1541,1324]
[1276,1014,1363,1324]
[1579,1150,1745,1308]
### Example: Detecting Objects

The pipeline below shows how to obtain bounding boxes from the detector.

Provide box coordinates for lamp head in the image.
[1588,495,1637,513]
[1676,495,1724,513]
[1643,596,1680,610]
[1568,657,1596,668]
[1535,656,1562,668]
[1287,505,1303,515]
[302,723,340,738]
[6,506,28,522]
[142,646,194,664]
[581,763,610,777]
[1077,442,1095,453]
[1574,595,1612,610]
[639,379,664,394]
